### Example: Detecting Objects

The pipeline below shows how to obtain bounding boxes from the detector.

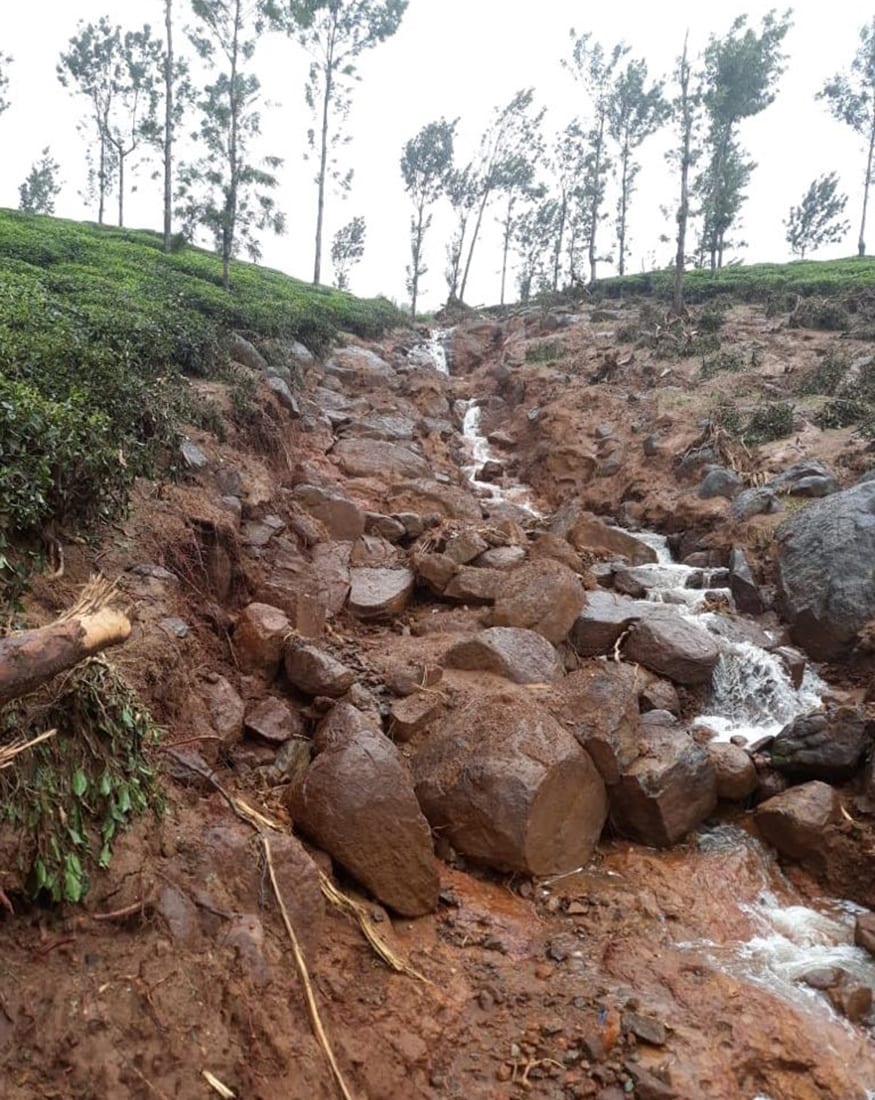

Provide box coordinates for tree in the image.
[444,163,478,302]
[0,54,11,116]
[514,198,559,303]
[698,10,792,269]
[19,149,63,215]
[401,117,455,318]
[547,120,587,290]
[459,88,542,303]
[265,0,408,285]
[565,33,629,284]
[819,18,875,257]
[58,19,162,228]
[785,173,850,259]
[668,32,702,314]
[179,0,285,290]
[607,58,669,275]
[330,215,365,289]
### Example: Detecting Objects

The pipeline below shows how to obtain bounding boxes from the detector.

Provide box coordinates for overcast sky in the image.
[0,1,869,308]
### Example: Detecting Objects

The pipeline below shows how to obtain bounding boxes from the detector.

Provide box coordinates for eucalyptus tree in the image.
[331,214,366,289]
[265,0,408,285]
[547,120,587,290]
[819,18,875,257]
[0,54,11,116]
[565,32,629,284]
[458,88,542,303]
[698,9,792,269]
[19,149,63,215]
[179,0,285,290]
[514,197,559,303]
[785,174,850,260]
[444,163,478,303]
[667,32,703,314]
[607,58,669,275]
[401,117,455,318]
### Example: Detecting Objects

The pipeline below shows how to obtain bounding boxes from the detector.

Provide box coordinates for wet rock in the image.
[333,439,430,480]
[623,615,719,685]
[729,547,764,615]
[827,979,873,1023]
[553,506,657,565]
[755,780,842,871]
[777,481,875,658]
[234,602,291,677]
[614,568,648,599]
[443,529,489,565]
[570,591,642,657]
[731,486,783,520]
[201,675,245,747]
[451,322,503,373]
[854,912,875,956]
[474,545,528,570]
[443,567,506,604]
[699,466,742,499]
[413,691,608,875]
[609,725,717,847]
[491,558,585,643]
[288,721,439,917]
[707,742,757,801]
[769,706,872,782]
[387,478,482,523]
[343,412,416,441]
[800,966,844,991]
[244,696,303,745]
[389,694,444,743]
[638,677,680,716]
[443,627,563,684]
[284,644,355,697]
[527,532,582,572]
[477,459,505,482]
[773,645,806,689]
[364,512,407,543]
[348,567,414,621]
[543,663,640,785]
[291,484,365,541]
[769,459,838,497]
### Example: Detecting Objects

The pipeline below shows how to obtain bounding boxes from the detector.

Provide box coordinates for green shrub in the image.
[525,339,566,363]
[796,347,848,396]
[700,348,745,380]
[744,401,795,445]
[789,298,850,332]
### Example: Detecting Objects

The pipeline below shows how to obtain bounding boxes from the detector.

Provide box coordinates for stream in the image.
[417,329,875,1085]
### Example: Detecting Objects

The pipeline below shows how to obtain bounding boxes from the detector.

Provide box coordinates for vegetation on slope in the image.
[0,209,401,545]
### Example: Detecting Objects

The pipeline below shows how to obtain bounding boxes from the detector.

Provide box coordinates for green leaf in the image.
[71,769,88,797]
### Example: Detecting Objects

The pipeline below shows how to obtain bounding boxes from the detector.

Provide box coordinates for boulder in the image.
[638,677,680,716]
[474,545,528,570]
[413,691,608,875]
[284,644,355,697]
[623,615,719,685]
[731,486,783,521]
[768,706,872,782]
[364,512,407,543]
[443,529,489,565]
[443,567,506,604]
[609,725,717,847]
[288,720,439,917]
[769,459,838,497]
[342,413,416,441]
[443,627,562,684]
[348,567,415,621]
[389,694,444,743]
[229,332,268,373]
[699,467,742,500]
[570,591,642,657]
[244,696,304,745]
[333,439,430,480]
[387,479,482,523]
[477,459,505,482]
[413,551,458,594]
[755,781,842,872]
[234,602,291,677]
[706,742,758,801]
[291,484,365,541]
[776,481,875,659]
[729,547,765,615]
[266,375,301,417]
[201,675,245,747]
[491,558,585,643]
[554,508,657,565]
[542,663,640,785]
[854,912,875,956]
[527,532,582,572]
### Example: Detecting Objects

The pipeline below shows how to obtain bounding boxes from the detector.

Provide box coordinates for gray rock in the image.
[769,459,838,497]
[699,466,742,500]
[729,547,764,615]
[180,439,208,470]
[731,487,783,520]
[623,615,720,685]
[348,567,415,620]
[569,591,643,657]
[776,480,875,659]
[443,627,563,684]
[769,706,873,782]
[266,374,301,417]
[284,644,355,697]
[229,332,268,373]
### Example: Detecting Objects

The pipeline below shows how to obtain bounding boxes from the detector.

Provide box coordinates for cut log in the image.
[0,583,131,706]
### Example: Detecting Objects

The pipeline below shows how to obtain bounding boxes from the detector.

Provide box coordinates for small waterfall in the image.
[427,327,452,375]
[461,400,542,516]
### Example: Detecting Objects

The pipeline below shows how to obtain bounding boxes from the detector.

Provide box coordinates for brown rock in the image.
[387,478,482,522]
[774,645,806,689]
[609,725,717,847]
[528,532,583,572]
[755,781,842,871]
[364,512,406,543]
[389,694,444,743]
[348,567,415,621]
[451,322,503,373]
[234,602,291,677]
[444,627,563,684]
[623,615,719,685]
[707,742,758,801]
[827,980,873,1023]
[639,676,680,715]
[854,912,875,956]
[443,529,490,565]
[553,506,656,565]
[285,643,355,697]
[288,722,439,916]
[413,551,458,594]
[201,675,245,747]
[570,591,642,657]
[333,439,430,480]
[491,558,585,644]
[542,663,640,785]
[291,484,365,541]
[443,567,507,604]
[474,545,528,570]
[244,696,304,745]
[313,701,375,752]
[413,691,608,875]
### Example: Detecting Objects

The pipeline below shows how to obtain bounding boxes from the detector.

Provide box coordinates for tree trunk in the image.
[499,196,513,306]
[673,35,692,316]
[118,149,125,227]
[553,191,567,291]
[859,112,875,258]
[588,116,606,286]
[410,204,424,319]
[617,142,630,277]
[98,132,107,226]
[0,609,131,708]
[313,16,338,286]
[163,0,174,251]
[459,187,491,303]
[222,0,242,292]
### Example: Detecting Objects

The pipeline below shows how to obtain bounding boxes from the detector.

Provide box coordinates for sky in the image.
[0,1,870,309]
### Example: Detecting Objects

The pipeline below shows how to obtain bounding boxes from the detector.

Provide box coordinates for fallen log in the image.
[0,577,131,707]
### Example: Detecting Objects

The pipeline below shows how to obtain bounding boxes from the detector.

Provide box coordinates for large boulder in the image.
[728,547,765,616]
[552,506,657,565]
[413,691,608,875]
[333,439,430,480]
[234,602,291,677]
[288,711,439,917]
[768,706,873,783]
[491,558,585,643]
[570,590,643,657]
[755,781,842,872]
[706,742,758,801]
[609,724,717,847]
[542,663,640,785]
[284,643,355,697]
[776,480,875,659]
[348,567,415,621]
[443,627,563,684]
[623,615,719,685]
[290,484,365,541]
